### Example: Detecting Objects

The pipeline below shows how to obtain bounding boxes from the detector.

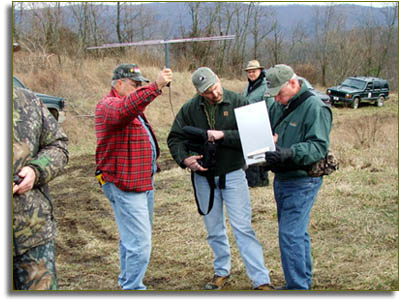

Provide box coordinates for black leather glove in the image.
[265,146,294,167]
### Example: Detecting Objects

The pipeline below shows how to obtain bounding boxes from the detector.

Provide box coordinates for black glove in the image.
[265,146,294,167]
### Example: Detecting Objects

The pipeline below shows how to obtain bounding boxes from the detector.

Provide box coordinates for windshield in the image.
[340,78,366,90]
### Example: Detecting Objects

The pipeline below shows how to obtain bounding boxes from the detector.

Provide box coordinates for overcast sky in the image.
[16,1,395,8]
[256,1,393,7]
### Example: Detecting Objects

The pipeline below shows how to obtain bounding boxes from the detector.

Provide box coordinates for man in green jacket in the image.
[167,67,273,291]
[242,60,269,187]
[264,64,332,290]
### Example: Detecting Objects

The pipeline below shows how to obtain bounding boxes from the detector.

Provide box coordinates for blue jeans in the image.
[273,176,322,290]
[102,182,154,290]
[194,169,271,288]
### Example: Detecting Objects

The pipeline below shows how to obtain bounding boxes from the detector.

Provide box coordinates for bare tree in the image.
[249,4,274,61]
[375,3,398,77]
[12,2,25,42]
[230,3,253,74]
[312,4,337,86]
[265,17,284,66]
[116,2,122,44]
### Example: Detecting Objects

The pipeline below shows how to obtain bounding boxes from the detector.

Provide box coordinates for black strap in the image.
[191,171,215,216]
[272,90,313,133]
[190,172,226,216]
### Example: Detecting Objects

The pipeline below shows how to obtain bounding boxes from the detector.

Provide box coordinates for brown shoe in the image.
[254,284,274,290]
[204,274,230,290]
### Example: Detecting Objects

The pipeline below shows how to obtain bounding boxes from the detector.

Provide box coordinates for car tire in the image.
[376,96,385,107]
[351,97,360,109]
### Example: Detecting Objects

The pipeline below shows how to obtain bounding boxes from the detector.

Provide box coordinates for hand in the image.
[13,166,36,195]
[273,133,279,144]
[184,155,208,172]
[265,146,293,166]
[155,68,173,89]
[207,130,224,142]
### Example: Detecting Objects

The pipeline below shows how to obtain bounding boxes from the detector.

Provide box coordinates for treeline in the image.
[12,2,398,88]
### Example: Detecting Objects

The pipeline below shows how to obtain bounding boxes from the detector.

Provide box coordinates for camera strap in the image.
[191,172,226,216]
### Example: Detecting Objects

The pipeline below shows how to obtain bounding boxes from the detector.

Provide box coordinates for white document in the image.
[234,101,276,166]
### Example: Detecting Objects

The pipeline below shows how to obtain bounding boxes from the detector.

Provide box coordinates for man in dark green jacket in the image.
[167,67,273,291]
[264,64,332,290]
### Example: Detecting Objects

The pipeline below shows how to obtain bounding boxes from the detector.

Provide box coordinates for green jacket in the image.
[267,82,332,180]
[13,87,69,256]
[242,70,267,104]
[167,89,247,176]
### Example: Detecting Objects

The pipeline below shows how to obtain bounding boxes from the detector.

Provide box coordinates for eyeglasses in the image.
[122,79,142,88]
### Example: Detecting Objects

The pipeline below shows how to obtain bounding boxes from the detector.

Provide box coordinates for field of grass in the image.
[13,51,399,291]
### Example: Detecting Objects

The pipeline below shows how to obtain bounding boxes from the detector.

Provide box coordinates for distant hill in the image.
[14,2,389,41]
[145,2,387,36]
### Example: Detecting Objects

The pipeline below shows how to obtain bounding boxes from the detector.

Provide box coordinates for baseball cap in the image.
[112,63,150,82]
[265,64,294,97]
[244,60,264,71]
[192,67,217,93]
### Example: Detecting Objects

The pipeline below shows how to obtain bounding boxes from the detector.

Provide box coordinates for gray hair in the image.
[111,80,119,87]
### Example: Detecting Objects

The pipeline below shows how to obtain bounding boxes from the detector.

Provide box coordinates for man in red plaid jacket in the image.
[95,63,172,290]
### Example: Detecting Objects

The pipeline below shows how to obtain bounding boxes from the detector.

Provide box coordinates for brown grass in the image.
[13,51,399,291]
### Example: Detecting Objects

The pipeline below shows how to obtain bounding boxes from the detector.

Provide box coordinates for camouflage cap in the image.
[112,63,150,82]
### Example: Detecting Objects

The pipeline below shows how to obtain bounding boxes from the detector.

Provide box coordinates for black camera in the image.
[183,126,219,170]
[199,141,217,169]
[13,175,23,184]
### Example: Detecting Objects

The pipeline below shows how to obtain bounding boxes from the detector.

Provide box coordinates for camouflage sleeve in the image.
[28,102,69,186]
[13,140,31,175]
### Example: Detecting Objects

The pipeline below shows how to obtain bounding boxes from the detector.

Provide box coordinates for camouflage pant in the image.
[13,240,58,290]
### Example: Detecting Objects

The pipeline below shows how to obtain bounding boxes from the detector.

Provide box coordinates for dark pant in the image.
[245,165,269,187]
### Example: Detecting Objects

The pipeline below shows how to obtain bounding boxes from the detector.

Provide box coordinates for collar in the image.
[109,87,121,98]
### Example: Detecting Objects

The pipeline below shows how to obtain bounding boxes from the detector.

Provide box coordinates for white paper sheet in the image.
[234,101,276,166]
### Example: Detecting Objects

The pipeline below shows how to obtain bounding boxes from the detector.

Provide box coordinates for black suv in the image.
[13,76,65,120]
[327,77,389,109]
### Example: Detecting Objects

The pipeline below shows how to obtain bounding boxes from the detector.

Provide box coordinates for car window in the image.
[373,81,382,89]
[341,78,366,89]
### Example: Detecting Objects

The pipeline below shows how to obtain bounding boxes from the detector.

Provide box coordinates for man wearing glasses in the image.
[95,63,172,290]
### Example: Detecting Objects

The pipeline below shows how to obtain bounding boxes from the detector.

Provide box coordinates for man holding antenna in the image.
[95,64,172,290]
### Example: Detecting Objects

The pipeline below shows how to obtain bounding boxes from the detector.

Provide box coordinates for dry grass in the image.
[13,51,399,291]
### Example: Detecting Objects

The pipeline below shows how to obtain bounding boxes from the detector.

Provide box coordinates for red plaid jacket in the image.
[95,83,161,192]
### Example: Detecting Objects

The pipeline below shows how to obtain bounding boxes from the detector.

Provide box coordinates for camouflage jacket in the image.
[13,87,69,256]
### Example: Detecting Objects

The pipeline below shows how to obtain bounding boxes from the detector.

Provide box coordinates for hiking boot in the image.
[273,285,287,290]
[204,274,230,290]
[254,284,274,291]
